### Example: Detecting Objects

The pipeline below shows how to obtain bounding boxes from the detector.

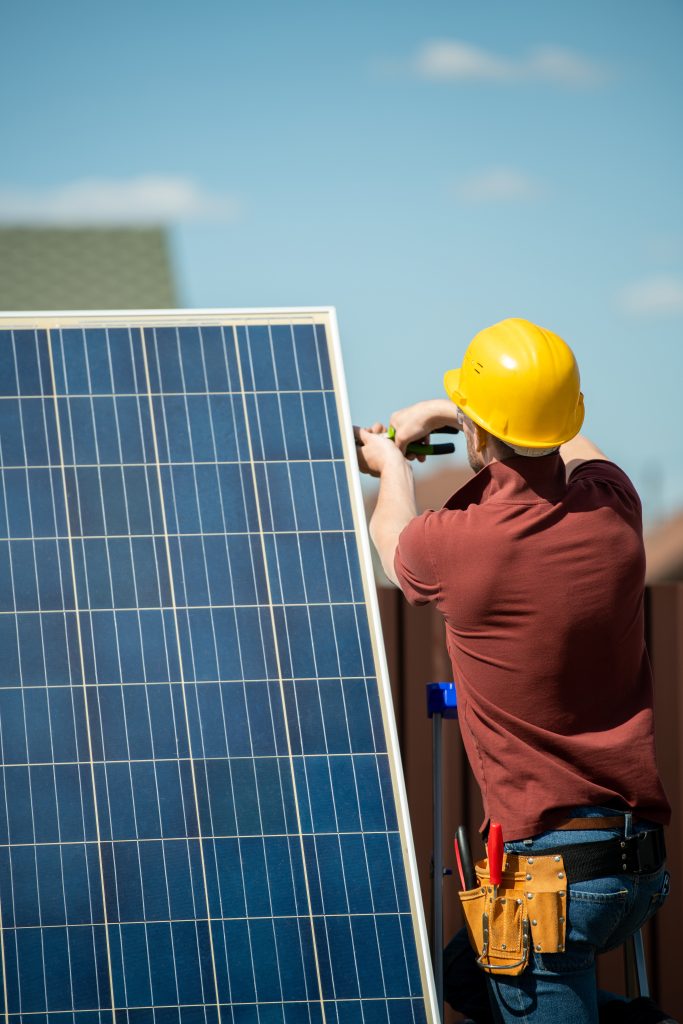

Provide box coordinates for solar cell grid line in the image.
[176,321,315,1024]
[58,326,157,1015]
[134,325,219,1017]
[17,327,105,1017]
[13,328,92,1021]
[232,315,423,1019]
[211,327,308,1014]
[47,327,119,1023]
[91,324,182,1018]
[250,324,395,1008]
[146,322,285,1013]
[309,367,415,1011]
[73,326,198,1020]
[158,321,258,1015]
[243,325,371,1008]
[0,402,51,1015]
[230,324,330,1019]
[286,342,395,1007]
[105,327,206,1015]
[0,331,107,1022]
[54,323,122,1019]
[0,309,438,1024]
[84,319,288,1024]
[206,319,352,1015]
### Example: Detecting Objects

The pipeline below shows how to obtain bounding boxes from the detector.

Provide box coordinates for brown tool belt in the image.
[458,828,666,976]
[459,852,568,976]
[556,815,626,830]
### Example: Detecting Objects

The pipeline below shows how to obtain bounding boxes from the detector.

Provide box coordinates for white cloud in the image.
[0,176,240,225]
[455,168,544,203]
[411,39,607,87]
[414,40,511,81]
[527,46,607,87]
[618,275,683,315]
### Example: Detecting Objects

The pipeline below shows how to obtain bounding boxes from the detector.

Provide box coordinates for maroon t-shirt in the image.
[395,454,671,840]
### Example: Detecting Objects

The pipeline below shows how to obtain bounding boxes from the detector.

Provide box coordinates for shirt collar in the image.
[444,453,567,510]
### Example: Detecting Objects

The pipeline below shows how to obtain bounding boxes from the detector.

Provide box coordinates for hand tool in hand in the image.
[488,822,504,899]
[387,424,459,457]
[455,826,477,890]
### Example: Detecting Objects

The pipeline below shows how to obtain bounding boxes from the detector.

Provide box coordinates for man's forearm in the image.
[560,433,608,480]
[418,398,461,430]
[369,457,417,586]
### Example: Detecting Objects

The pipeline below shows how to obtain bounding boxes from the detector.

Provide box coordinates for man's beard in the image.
[466,431,485,472]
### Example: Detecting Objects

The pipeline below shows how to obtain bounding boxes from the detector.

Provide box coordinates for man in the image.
[356,318,672,1024]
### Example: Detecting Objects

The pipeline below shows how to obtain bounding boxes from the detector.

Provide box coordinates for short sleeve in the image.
[568,460,642,522]
[394,511,441,605]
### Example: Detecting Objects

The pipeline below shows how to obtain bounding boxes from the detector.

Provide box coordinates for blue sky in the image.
[2,1,682,519]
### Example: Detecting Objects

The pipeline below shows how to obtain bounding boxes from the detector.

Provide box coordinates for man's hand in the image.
[389,399,460,453]
[354,423,404,478]
[354,422,418,585]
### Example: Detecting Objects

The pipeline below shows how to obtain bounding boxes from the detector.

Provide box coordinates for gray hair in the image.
[456,410,558,458]
[508,443,559,458]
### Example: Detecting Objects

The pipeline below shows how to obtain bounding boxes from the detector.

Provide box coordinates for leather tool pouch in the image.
[458,852,568,976]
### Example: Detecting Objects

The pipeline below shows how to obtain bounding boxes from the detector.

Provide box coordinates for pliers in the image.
[387,424,459,456]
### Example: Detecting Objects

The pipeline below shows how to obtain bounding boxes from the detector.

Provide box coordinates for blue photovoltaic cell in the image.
[0,317,430,1024]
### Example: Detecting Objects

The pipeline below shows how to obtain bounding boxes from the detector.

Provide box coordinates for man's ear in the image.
[474,424,488,454]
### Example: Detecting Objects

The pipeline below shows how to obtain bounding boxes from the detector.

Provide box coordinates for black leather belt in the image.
[537,827,666,883]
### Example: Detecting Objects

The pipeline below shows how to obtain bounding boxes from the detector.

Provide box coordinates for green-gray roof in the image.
[0,226,178,311]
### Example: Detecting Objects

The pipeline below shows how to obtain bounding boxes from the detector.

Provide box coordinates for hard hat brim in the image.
[443,368,463,406]
[444,366,584,447]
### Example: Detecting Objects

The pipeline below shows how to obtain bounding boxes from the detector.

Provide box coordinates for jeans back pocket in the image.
[566,883,629,950]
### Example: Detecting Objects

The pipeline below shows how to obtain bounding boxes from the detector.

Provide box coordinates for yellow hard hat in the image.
[443,318,584,449]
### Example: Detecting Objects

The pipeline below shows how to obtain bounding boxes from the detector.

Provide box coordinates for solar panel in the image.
[0,309,437,1024]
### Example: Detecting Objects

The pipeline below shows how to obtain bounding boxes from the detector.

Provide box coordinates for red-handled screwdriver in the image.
[488,821,504,899]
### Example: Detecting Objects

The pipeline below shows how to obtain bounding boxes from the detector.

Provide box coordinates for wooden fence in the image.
[377,583,683,1021]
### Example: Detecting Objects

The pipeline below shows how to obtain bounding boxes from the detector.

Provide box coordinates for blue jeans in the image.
[445,807,670,1024]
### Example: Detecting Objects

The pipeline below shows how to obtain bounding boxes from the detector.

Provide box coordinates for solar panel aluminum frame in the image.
[0,307,439,1023]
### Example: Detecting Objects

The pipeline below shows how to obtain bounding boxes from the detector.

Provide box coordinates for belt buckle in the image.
[630,828,665,874]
